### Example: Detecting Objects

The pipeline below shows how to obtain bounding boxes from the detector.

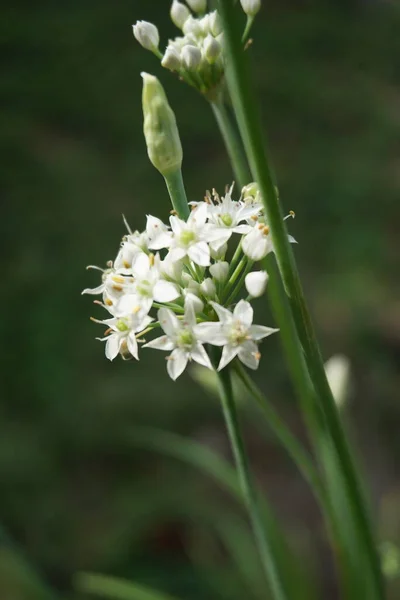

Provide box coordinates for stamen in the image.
[112,275,125,284]
[251,215,258,221]
[149,253,155,266]
[105,298,113,306]
[170,209,178,215]
[86,265,104,272]
[284,210,295,220]
[112,285,123,292]
[123,261,131,269]
[106,260,113,268]
[122,214,133,234]
[132,305,141,314]
[262,225,270,236]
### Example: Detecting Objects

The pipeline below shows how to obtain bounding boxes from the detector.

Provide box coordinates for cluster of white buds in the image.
[83,183,295,380]
[132,1,261,99]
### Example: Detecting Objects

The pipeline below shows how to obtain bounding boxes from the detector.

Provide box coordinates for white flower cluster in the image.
[133,1,256,98]
[83,184,293,380]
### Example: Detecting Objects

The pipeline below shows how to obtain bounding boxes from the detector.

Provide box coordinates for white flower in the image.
[162,46,181,71]
[144,302,213,380]
[245,270,268,298]
[206,189,260,251]
[146,215,173,250]
[132,21,160,52]
[240,0,261,17]
[114,231,148,272]
[210,261,229,282]
[242,224,273,261]
[98,311,153,361]
[166,203,215,267]
[170,1,191,29]
[116,253,180,315]
[195,300,278,370]
[82,266,134,308]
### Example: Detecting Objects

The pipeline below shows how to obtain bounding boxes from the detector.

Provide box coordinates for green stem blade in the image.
[216,366,289,600]
[164,169,190,220]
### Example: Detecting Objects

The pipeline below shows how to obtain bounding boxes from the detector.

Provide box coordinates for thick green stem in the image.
[211,100,251,188]
[217,2,384,598]
[164,169,190,220]
[216,366,289,600]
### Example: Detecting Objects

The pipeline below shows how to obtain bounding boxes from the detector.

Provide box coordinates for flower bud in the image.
[242,181,259,199]
[203,34,221,64]
[181,44,202,70]
[183,16,203,37]
[210,242,227,260]
[186,0,207,14]
[184,291,204,314]
[142,73,183,176]
[161,47,181,71]
[200,277,216,298]
[132,21,160,52]
[210,261,229,282]
[245,270,268,298]
[170,1,191,29]
[209,11,222,36]
[240,0,261,17]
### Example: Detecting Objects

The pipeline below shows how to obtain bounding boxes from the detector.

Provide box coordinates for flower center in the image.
[178,328,194,349]
[180,230,196,246]
[229,321,248,345]
[116,319,129,332]
[136,280,151,296]
[220,213,233,227]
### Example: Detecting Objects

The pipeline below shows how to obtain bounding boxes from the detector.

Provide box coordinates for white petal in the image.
[132,252,150,278]
[245,271,268,298]
[153,280,180,303]
[232,224,251,234]
[209,301,233,324]
[148,231,173,250]
[158,307,180,337]
[188,241,210,267]
[189,202,208,228]
[238,341,259,370]
[144,335,175,351]
[288,235,297,244]
[242,229,271,261]
[169,215,185,235]
[249,325,279,340]
[81,283,105,295]
[233,300,253,328]
[191,343,213,370]
[127,332,139,360]
[218,344,239,370]
[194,322,226,346]
[168,247,187,262]
[167,348,188,380]
[183,298,197,327]
[105,334,122,361]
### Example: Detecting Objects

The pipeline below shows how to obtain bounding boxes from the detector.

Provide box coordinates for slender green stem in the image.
[242,15,255,43]
[225,258,254,305]
[211,100,251,188]
[233,361,325,506]
[228,239,243,275]
[164,168,190,220]
[216,366,289,600]
[217,2,384,597]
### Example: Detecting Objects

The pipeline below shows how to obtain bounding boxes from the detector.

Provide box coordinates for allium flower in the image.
[144,301,212,380]
[195,300,278,370]
[245,270,268,298]
[132,21,160,53]
[242,223,273,261]
[166,203,216,266]
[97,311,153,361]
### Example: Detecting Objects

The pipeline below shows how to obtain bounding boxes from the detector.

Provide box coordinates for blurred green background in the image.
[2,0,400,598]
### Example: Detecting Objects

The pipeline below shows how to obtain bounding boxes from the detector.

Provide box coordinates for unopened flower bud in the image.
[183,16,203,37]
[240,0,261,17]
[242,182,259,199]
[181,44,202,70]
[203,34,221,63]
[210,242,227,260]
[200,277,216,298]
[209,11,222,36]
[142,73,183,176]
[245,271,268,297]
[132,21,160,52]
[185,291,204,314]
[186,0,207,14]
[170,1,191,29]
[210,261,229,282]
[162,47,181,71]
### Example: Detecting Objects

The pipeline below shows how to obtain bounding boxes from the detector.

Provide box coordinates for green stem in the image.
[164,168,190,220]
[217,2,384,598]
[211,100,251,188]
[242,15,255,43]
[225,258,254,305]
[216,366,289,600]
[233,361,325,506]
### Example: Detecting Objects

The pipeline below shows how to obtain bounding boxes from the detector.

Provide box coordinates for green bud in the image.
[142,72,183,177]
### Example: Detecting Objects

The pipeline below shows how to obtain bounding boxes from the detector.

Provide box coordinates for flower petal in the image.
[153,280,180,303]
[168,247,187,262]
[209,301,233,324]
[194,322,226,346]
[158,307,180,337]
[188,241,210,267]
[105,334,122,361]
[191,343,213,370]
[144,335,175,351]
[127,332,139,360]
[189,202,208,227]
[238,341,259,370]
[81,283,105,295]
[233,300,253,328]
[167,348,188,380]
[249,325,279,340]
[218,344,239,371]
[169,215,185,236]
